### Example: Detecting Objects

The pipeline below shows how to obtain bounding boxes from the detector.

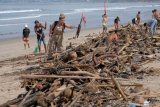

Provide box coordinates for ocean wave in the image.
[0,15,41,21]
[154,5,160,7]
[0,14,56,21]
[0,9,42,14]
[0,23,27,27]
[74,5,153,13]
[74,7,127,13]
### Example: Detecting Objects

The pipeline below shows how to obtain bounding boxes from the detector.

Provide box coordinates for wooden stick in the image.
[107,71,128,101]
[66,79,81,89]
[68,94,82,107]
[98,84,143,87]
[18,84,37,107]
[0,98,23,107]
[118,43,129,54]
[60,71,96,77]
[127,91,146,99]
[20,74,127,81]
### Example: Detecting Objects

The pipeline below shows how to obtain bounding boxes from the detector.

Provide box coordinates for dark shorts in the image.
[37,33,46,46]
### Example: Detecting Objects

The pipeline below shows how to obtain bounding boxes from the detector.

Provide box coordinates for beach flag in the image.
[82,13,86,24]
[104,0,107,14]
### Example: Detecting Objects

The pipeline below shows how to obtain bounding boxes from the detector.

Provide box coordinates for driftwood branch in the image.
[106,70,128,101]
[20,74,127,81]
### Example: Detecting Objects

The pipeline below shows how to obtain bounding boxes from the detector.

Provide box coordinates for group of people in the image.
[22,9,160,58]
[22,13,76,58]
[102,9,160,47]
[144,9,160,35]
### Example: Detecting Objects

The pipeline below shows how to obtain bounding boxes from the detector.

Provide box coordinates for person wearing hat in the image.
[22,24,30,49]
[34,20,47,53]
[48,13,77,59]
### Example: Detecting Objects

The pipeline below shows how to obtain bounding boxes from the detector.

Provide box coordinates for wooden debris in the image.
[1,23,160,107]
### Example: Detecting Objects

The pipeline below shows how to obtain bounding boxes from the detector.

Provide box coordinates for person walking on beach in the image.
[136,11,141,25]
[102,14,107,34]
[22,24,30,49]
[114,16,120,30]
[47,13,77,59]
[34,20,47,53]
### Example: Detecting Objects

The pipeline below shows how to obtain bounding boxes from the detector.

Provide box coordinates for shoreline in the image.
[0,23,160,105]
[0,27,105,61]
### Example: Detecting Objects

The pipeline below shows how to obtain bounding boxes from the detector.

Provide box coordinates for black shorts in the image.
[132,18,136,24]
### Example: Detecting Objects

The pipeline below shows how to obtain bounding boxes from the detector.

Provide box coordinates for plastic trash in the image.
[144,100,149,107]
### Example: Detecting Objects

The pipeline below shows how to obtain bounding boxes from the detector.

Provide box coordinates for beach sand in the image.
[0,28,102,61]
[0,27,103,104]
[0,27,160,105]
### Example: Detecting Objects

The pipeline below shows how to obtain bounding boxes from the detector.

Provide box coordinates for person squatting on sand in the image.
[34,20,47,53]
[22,24,30,49]
[47,13,77,59]
[114,16,120,30]
[102,14,107,34]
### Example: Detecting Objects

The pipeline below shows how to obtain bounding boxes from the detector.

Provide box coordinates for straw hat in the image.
[59,13,65,18]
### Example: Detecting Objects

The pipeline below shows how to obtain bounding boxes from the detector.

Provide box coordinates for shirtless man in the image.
[153,9,160,18]
[107,30,119,46]
[136,11,141,25]
[102,14,107,34]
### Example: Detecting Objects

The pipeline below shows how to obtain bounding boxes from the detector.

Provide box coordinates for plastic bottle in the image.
[143,100,149,107]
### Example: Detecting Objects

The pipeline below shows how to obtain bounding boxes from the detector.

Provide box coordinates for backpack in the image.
[52,21,65,34]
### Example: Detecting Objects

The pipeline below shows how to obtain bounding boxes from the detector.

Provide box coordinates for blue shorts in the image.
[37,37,46,47]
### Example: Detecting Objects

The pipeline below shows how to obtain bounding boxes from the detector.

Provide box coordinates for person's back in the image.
[114,17,120,30]
[114,18,118,24]
[23,27,30,38]
[108,30,118,45]
[22,25,30,49]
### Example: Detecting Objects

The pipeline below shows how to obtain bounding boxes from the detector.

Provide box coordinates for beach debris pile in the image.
[1,24,160,107]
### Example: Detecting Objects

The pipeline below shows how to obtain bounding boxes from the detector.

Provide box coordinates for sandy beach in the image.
[0,26,160,106]
[0,28,102,61]
[0,27,103,104]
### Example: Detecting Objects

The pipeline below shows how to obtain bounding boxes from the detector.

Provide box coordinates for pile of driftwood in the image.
[1,24,160,107]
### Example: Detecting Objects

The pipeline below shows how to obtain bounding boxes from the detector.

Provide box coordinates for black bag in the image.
[52,21,65,34]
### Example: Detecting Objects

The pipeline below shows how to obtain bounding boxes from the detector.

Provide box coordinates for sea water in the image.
[0,1,160,39]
